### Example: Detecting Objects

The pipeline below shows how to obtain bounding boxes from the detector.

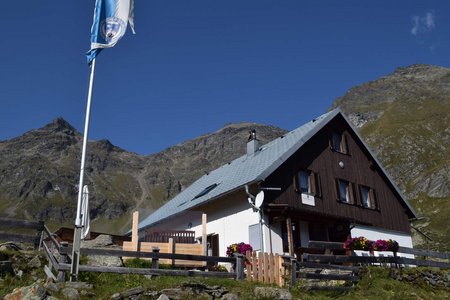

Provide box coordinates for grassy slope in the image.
[2,263,449,299]
[358,97,450,251]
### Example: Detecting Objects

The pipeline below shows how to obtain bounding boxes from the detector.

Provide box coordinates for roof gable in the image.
[138,109,416,230]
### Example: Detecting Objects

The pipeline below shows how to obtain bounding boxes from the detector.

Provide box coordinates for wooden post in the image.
[168,238,174,267]
[290,258,297,289]
[235,254,245,280]
[275,254,281,287]
[151,247,160,269]
[57,242,69,282]
[269,253,275,284]
[246,250,252,281]
[263,252,269,284]
[286,218,294,256]
[258,252,263,282]
[202,213,207,255]
[132,211,139,252]
[253,251,258,282]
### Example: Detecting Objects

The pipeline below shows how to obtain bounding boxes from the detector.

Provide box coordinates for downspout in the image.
[245,184,264,253]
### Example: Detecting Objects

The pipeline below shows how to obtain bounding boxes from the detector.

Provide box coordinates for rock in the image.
[121,286,145,298]
[4,283,48,300]
[28,256,42,268]
[0,242,22,251]
[82,235,114,248]
[61,287,79,300]
[221,293,239,300]
[110,292,122,300]
[81,235,124,267]
[159,288,194,300]
[63,281,94,290]
[145,291,159,297]
[80,290,96,298]
[44,282,59,293]
[157,294,170,300]
[253,287,292,300]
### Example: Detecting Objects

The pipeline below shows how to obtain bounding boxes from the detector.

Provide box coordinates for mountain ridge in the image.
[0,118,286,233]
[0,63,448,251]
[330,63,450,251]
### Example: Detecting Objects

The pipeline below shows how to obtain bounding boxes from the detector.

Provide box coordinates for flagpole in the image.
[71,58,96,281]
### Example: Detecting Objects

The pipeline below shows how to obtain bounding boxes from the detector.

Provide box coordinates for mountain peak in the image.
[391,64,449,80]
[43,117,79,135]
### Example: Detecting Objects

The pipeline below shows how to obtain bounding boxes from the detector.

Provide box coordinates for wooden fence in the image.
[280,240,450,290]
[140,229,196,244]
[34,219,245,282]
[305,240,450,269]
[123,239,204,267]
[245,251,292,287]
[0,217,44,249]
[126,211,205,267]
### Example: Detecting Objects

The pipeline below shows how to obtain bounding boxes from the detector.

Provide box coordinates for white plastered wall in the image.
[351,224,414,258]
[154,197,261,257]
[148,196,291,256]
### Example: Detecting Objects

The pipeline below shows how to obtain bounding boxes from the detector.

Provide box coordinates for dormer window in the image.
[331,132,349,154]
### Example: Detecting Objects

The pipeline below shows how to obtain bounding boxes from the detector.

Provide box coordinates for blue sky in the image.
[1,1,449,155]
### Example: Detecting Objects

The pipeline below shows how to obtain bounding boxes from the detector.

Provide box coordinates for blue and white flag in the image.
[86,0,135,64]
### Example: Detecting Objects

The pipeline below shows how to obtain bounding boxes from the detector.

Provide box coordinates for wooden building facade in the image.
[137,109,416,258]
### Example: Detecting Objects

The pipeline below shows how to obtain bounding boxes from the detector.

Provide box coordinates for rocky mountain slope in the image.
[1,64,448,251]
[0,119,286,233]
[331,64,450,251]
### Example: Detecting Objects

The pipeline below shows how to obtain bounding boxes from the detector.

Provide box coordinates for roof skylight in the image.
[193,183,218,200]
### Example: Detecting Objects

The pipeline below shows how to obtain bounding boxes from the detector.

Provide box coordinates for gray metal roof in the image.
[138,108,416,230]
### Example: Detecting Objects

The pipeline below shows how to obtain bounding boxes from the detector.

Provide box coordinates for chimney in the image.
[247,130,260,155]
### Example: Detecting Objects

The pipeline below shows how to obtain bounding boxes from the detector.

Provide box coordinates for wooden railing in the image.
[0,217,44,249]
[140,229,196,244]
[278,240,450,290]
[304,240,450,269]
[53,246,245,281]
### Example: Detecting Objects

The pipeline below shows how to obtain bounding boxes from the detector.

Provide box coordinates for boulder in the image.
[221,293,239,300]
[4,283,47,300]
[61,287,79,300]
[81,235,123,267]
[28,256,42,269]
[253,287,292,300]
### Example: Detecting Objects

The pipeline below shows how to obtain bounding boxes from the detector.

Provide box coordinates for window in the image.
[335,179,355,204]
[338,179,350,202]
[331,132,349,154]
[193,183,218,200]
[299,170,311,193]
[294,170,321,197]
[359,185,378,209]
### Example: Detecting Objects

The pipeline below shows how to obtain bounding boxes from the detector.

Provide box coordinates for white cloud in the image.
[411,11,435,35]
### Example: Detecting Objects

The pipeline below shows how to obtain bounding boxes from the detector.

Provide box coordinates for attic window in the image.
[193,183,218,200]
[331,132,349,154]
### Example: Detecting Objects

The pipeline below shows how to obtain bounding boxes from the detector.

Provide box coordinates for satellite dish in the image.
[254,191,265,209]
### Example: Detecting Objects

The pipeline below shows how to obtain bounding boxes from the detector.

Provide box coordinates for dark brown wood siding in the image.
[265,114,411,233]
